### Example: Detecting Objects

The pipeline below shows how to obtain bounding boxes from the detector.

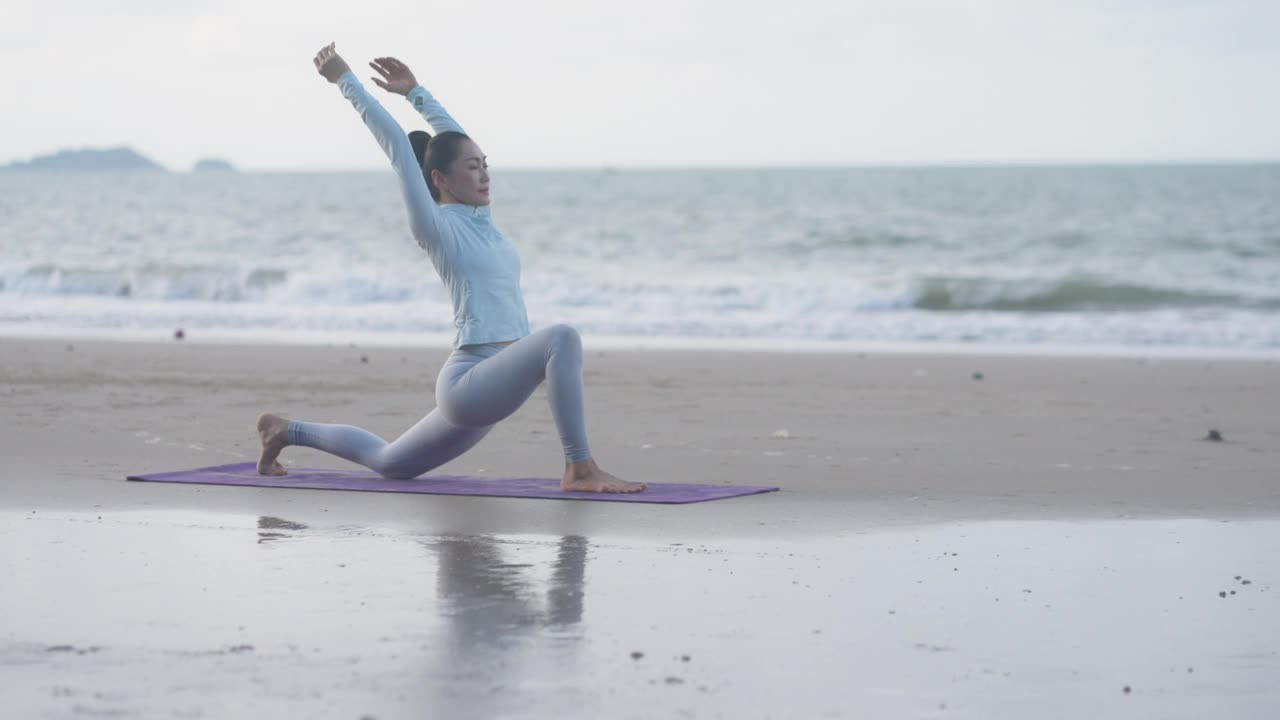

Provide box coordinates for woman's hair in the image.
[408,130,473,202]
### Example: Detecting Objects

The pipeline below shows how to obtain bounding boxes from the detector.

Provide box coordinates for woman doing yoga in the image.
[254,43,646,494]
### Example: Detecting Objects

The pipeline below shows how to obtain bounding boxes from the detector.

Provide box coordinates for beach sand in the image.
[2,338,1278,718]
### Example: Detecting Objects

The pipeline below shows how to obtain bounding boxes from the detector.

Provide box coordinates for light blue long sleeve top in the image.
[336,71,530,348]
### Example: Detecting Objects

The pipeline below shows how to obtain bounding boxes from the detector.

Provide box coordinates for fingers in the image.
[314,42,355,83]
[313,41,343,75]
[370,76,389,90]
[374,56,408,73]
[369,60,390,78]
[313,42,337,64]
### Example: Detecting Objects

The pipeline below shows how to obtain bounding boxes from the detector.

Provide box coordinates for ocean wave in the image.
[0,264,448,305]
[909,276,1280,312]
[4,295,1279,350]
[4,264,1279,319]
[0,264,290,302]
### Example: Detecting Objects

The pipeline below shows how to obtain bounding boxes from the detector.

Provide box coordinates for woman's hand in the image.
[369,56,419,96]
[313,42,351,83]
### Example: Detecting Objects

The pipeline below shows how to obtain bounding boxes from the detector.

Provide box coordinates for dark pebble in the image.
[681,654,691,662]
[631,651,644,660]
[664,676,685,685]
[360,356,369,363]
[972,372,984,380]
[1205,429,1223,442]
[1123,685,1131,694]
[1218,591,1227,598]
[1242,579,1252,585]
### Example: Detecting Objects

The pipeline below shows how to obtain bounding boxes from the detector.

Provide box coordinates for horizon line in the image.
[5,158,1280,173]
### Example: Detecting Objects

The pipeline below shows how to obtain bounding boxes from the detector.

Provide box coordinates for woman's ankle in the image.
[565,457,598,475]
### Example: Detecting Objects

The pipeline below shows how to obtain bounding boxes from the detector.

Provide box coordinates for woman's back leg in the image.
[265,409,492,479]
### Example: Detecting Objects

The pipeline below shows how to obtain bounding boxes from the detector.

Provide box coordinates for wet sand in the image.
[2,338,1279,717]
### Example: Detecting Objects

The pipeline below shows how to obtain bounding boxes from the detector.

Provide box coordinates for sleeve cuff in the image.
[406,86,430,108]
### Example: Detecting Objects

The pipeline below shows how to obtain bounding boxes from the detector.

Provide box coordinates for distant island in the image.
[1,147,166,172]
[192,158,237,173]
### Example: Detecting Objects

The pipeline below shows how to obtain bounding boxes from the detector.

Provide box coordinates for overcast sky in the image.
[2,0,1277,170]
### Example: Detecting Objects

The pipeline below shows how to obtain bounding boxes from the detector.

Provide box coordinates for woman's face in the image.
[436,139,490,206]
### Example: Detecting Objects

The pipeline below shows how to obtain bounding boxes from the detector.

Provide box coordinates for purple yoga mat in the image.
[127,462,778,504]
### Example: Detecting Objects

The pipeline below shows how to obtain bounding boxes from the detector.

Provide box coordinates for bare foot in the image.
[561,458,646,493]
[256,413,290,476]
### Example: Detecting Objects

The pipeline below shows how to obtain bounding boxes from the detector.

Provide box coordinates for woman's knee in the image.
[546,323,582,355]
[370,445,430,480]
[375,455,423,480]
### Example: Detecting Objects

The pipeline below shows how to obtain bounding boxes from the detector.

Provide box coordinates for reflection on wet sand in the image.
[431,535,588,645]
[256,516,589,659]
[3,511,1277,718]
[421,534,592,713]
[256,516,308,544]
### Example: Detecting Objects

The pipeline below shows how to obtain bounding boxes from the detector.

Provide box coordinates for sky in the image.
[2,0,1278,170]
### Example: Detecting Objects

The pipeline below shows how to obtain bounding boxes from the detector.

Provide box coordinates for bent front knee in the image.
[547,323,582,353]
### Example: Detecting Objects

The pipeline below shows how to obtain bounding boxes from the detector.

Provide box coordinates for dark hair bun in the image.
[408,130,432,166]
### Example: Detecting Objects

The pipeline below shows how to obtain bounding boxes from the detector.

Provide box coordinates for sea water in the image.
[1,165,1277,352]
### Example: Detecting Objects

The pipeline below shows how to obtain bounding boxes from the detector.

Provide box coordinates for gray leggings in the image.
[286,324,591,479]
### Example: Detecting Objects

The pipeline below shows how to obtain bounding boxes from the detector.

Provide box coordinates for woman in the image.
[254,43,645,494]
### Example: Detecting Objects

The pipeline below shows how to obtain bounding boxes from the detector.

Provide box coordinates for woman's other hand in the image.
[369,57,419,96]
[313,42,351,83]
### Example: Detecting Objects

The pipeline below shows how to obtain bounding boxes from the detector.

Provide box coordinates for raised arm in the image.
[369,56,466,135]
[312,44,452,259]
